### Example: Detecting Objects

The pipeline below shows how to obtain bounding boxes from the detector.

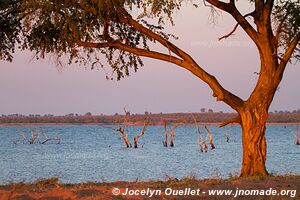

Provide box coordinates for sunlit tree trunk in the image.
[239,48,280,177]
[240,107,268,177]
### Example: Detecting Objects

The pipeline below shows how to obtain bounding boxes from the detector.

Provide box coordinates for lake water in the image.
[0,125,299,184]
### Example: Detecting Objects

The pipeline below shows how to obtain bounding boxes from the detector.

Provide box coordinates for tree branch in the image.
[206,0,259,44]
[219,23,239,41]
[265,0,275,15]
[219,12,254,41]
[74,7,245,112]
[133,119,148,148]
[254,0,264,22]
[204,126,215,150]
[219,115,241,127]
[120,11,185,59]
[119,10,244,111]
[205,0,232,12]
[76,40,111,48]
[274,12,289,48]
[277,33,300,75]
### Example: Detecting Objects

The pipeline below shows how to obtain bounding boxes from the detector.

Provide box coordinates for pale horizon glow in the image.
[0,3,299,116]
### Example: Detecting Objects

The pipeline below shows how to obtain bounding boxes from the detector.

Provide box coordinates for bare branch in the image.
[76,40,111,49]
[40,132,61,144]
[204,126,215,150]
[117,127,132,148]
[29,128,40,144]
[200,134,208,152]
[169,129,175,147]
[123,105,130,135]
[206,0,259,44]
[277,33,300,76]
[198,137,203,152]
[205,0,232,12]
[133,118,149,148]
[192,114,201,134]
[219,12,254,41]
[192,114,208,152]
[219,116,241,127]
[162,120,178,147]
[219,23,239,41]
[163,120,168,147]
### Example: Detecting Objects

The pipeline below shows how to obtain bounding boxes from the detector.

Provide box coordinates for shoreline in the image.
[0,122,299,127]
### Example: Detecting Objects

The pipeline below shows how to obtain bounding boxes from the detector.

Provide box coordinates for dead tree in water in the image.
[192,114,208,152]
[199,132,208,152]
[13,128,61,145]
[13,132,27,144]
[163,120,168,147]
[117,127,132,148]
[169,125,178,147]
[162,120,177,147]
[205,126,215,150]
[28,128,40,144]
[170,129,175,147]
[133,119,149,148]
[113,107,149,148]
[295,125,300,145]
[197,137,203,152]
[41,132,61,144]
[114,106,132,148]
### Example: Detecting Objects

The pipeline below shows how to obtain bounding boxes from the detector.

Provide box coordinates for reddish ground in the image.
[0,176,299,200]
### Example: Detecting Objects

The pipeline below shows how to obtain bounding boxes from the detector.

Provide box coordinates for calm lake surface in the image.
[0,125,299,184]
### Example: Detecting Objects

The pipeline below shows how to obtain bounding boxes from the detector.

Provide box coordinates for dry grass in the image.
[0,175,299,200]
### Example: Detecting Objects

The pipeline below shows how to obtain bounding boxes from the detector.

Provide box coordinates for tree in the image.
[0,0,299,177]
[84,112,92,117]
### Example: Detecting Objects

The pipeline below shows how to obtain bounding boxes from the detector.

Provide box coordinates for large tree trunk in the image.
[240,107,268,177]
[238,43,281,177]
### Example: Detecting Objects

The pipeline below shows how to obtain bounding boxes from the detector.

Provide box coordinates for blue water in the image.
[0,125,299,184]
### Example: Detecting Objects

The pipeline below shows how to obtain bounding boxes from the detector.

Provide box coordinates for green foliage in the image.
[0,0,299,79]
[0,0,21,62]
[0,0,182,80]
[273,0,300,60]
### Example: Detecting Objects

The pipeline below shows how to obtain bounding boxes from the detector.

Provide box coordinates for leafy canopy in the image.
[0,0,299,79]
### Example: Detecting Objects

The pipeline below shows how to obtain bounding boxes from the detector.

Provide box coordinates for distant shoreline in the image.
[1,112,299,127]
[0,122,299,127]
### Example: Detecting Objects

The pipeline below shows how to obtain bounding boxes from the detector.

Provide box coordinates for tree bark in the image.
[237,33,282,176]
[240,107,269,177]
[239,70,277,177]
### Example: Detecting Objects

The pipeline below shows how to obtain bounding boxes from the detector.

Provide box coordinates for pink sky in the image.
[0,3,299,115]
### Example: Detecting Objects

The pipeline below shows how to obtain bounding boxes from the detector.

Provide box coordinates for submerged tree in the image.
[162,120,178,147]
[0,0,299,177]
[133,118,149,148]
[112,107,148,148]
